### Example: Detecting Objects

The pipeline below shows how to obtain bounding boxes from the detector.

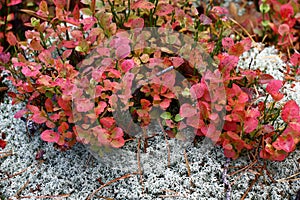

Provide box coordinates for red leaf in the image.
[32,112,47,124]
[7,0,22,6]
[14,109,27,118]
[41,130,60,143]
[281,100,300,123]
[111,127,124,139]
[155,3,174,16]
[280,3,294,19]
[273,134,295,153]
[121,59,135,72]
[58,122,69,133]
[228,43,245,57]
[179,103,197,118]
[100,117,115,128]
[45,98,53,112]
[131,18,144,30]
[132,0,155,10]
[53,0,66,9]
[73,3,80,21]
[0,139,6,149]
[27,105,40,113]
[6,32,17,46]
[258,74,274,84]
[111,137,125,148]
[62,49,73,60]
[244,117,258,133]
[190,83,204,99]
[95,101,107,115]
[30,39,44,51]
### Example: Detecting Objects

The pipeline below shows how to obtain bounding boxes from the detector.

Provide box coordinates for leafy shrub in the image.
[1,0,300,161]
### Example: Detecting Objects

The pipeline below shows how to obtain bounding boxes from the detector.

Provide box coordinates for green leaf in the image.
[182,88,190,97]
[174,114,184,122]
[31,17,40,27]
[45,91,53,98]
[259,3,270,13]
[261,20,270,27]
[160,112,172,120]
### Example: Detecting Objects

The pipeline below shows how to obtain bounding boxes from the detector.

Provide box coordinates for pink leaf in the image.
[281,100,300,123]
[190,83,204,99]
[170,57,184,67]
[27,105,40,113]
[116,44,131,60]
[244,117,258,133]
[179,103,197,118]
[131,18,144,31]
[111,127,124,139]
[278,24,290,36]
[7,0,22,6]
[290,53,300,66]
[32,112,47,124]
[266,79,284,101]
[14,109,27,118]
[41,130,60,143]
[222,37,234,49]
[75,98,94,112]
[199,14,212,25]
[273,134,295,153]
[95,101,107,115]
[160,98,171,110]
[62,49,73,60]
[132,0,155,10]
[155,3,174,16]
[111,137,125,148]
[6,32,17,46]
[121,59,135,72]
[100,117,115,128]
[280,3,294,19]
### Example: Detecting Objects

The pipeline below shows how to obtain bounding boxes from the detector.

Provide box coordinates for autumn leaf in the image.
[0,139,6,149]
[121,59,135,72]
[179,103,197,118]
[281,100,300,123]
[6,32,17,46]
[273,134,295,153]
[75,98,94,112]
[132,0,155,10]
[41,130,60,143]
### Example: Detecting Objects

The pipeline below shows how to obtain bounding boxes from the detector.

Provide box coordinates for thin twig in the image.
[157,119,171,168]
[159,189,186,198]
[0,150,13,159]
[18,194,70,199]
[229,160,257,177]
[0,163,35,181]
[240,167,263,200]
[86,173,136,200]
[223,158,232,200]
[13,163,40,199]
[276,171,300,183]
[137,138,144,192]
[229,17,255,43]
